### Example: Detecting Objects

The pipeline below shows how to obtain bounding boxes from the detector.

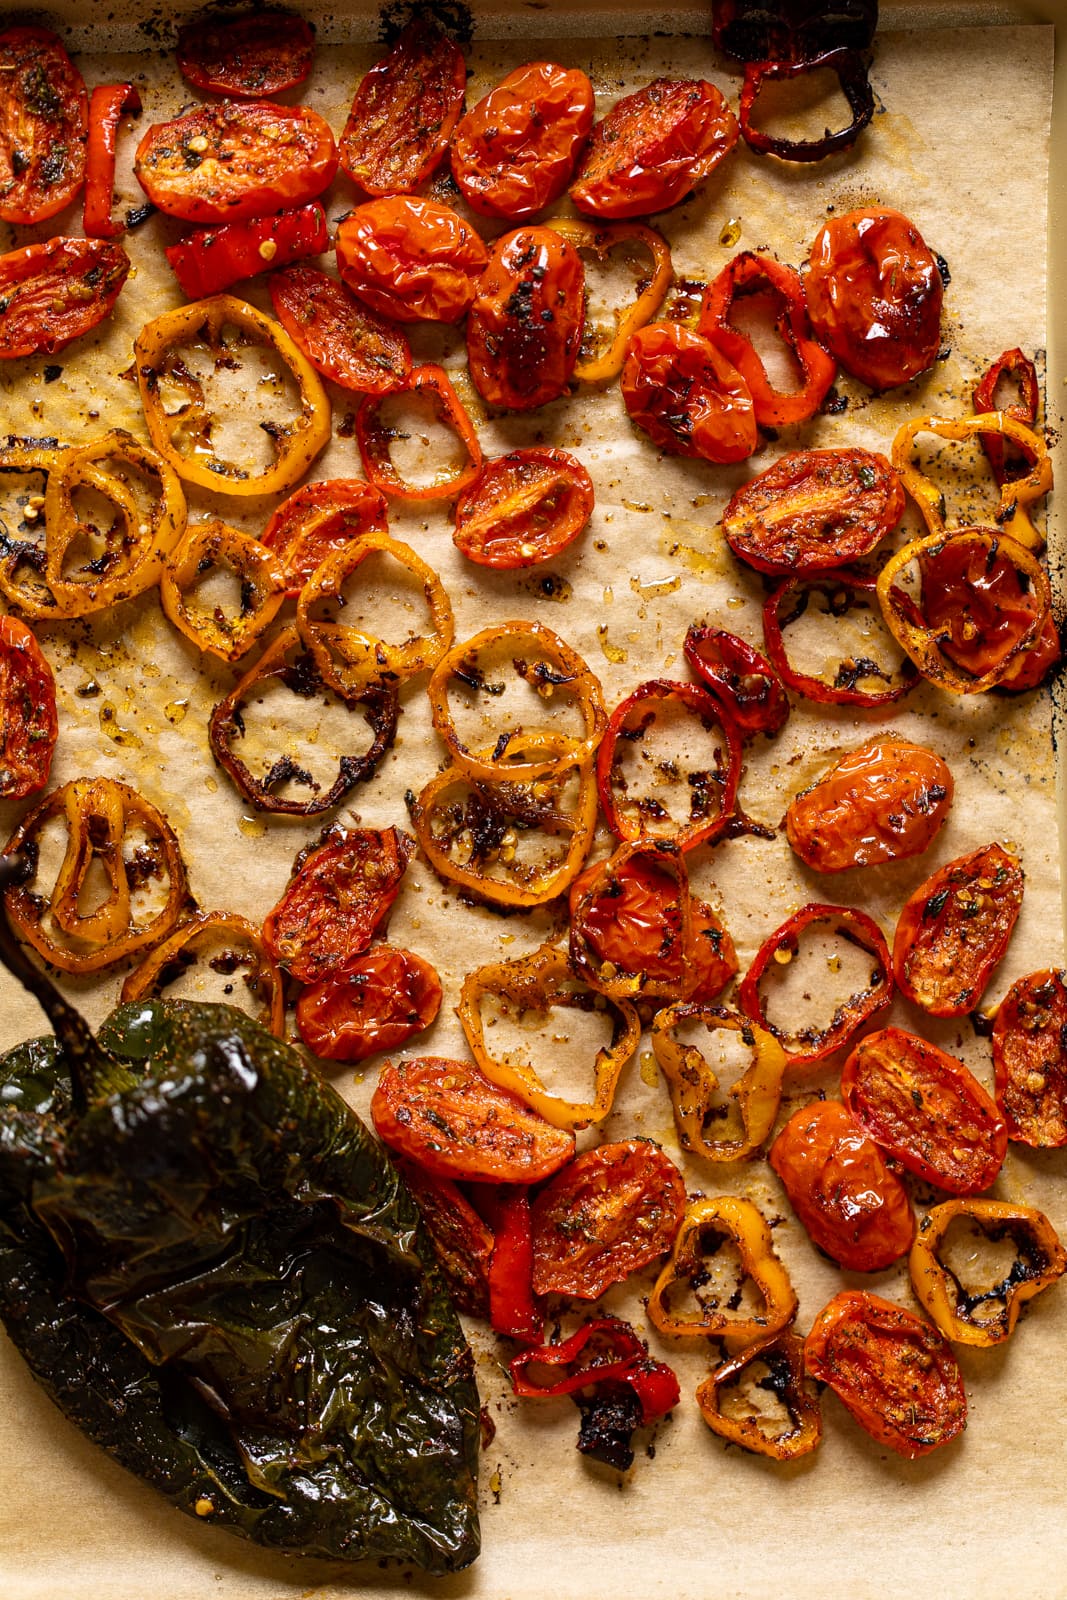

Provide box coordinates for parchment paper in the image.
[0,16,1062,1600]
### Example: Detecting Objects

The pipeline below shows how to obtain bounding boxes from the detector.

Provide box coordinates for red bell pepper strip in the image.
[510,1318,680,1422]
[972,347,1040,485]
[480,1186,543,1345]
[83,83,142,240]
[164,203,329,300]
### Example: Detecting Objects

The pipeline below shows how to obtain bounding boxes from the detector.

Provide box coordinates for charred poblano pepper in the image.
[0,857,480,1574]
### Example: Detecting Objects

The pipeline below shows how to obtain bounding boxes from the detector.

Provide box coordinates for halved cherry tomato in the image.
[134,102,338,224]
[784,735,954,873]
[355,363,483,501]
[335,196,488,324]
[0,26,87,224]
[722,447,904,576]
[370,1055,576,1184]
[893,843,1024,1018]
[919,535,1061,693]
[570,77,739,218]
[992,969,1067,1147]
[338,17,466,196]
[166,203,328,299]
[295,944,442,1063]
[804,207,944,391]
[763,569,919,707]
[683,624,790,738]
[176,11,315,98]
[843,1027,1007,1193]
[621,322,758,463]
[804,1290,966,1458]
[452,447,594,569]
[451,61,595,220]
[467,226,585,411]
[530,1140,686,1299]
[262,825,414,984]
[769,1100,914,1271]
[394,1157,494,1319]
[0,237,130,359]
[0,616,57,799]
[84,84,142,240]
[268,263,412,395]
[260,477,389,595]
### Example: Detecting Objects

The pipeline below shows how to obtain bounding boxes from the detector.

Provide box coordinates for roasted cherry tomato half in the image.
[893,842,1024,1018]
[467,226,585,411]
[763,569,920,707]
[0,237,130,360]
[570,77,739,218]
[804,207,944,391]
[338,17,466,197]
[134,101,338,224]
[452,447,594,568]
[451,61,595,220]
[804,1290,966,1458]
[843,1027,1007,1194]
[335,196,488,324]
[260,477,389,595]
[295,944,442,1063]
[394,1157,495,1319]
[176,11,315,98]
[621,323,758,463]
[992,969,1067,1147]
[919,535,1061,694]
[166,202,328,300]
[769,1100,915,1271]
[683,624,790,738]
[785,735,954,873]
[268,263,412,396]
[0,616,57,799]
[262,825,414,984]
[530,1140,687,1299]
[0,26,87,224]
[722,447,904,576]
[370,1055,576,1184]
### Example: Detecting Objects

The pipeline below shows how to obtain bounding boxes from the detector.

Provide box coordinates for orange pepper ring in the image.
[121,910,286,1037]
[891,411,1051,552]
[694,1329,822,1460]
[650,1001,787,1162]
[545,217,673,382]
[161,517,286,663]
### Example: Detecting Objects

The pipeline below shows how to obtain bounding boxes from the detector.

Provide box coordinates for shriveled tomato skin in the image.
[920,537,1062,693]
[0,237,130,359]
[0,26,88,224]
[893,843,1024,1017]
[335,196,488,324]
[451,61,595,219]
[176,12,315,98]
[621,323,757,463]
[393,1157,494,1318]
[268,263,412,395]
[570,77,739,218]
[769,1100,914,1271]
[804,207,943,391]
[530,1140,686,1298]
[992,969,1067,1147]
[371,1055,576,1184]
[134,102,338,223]
[0,616,57,798]
[466,226,584,410]
[804,1290,967,1459]
[785,736,954,873]
[295,945,443,1063]
[452,447,594,568]
[842,1027,1006,1193]
[338,18,466,197]
[722,447,905,576]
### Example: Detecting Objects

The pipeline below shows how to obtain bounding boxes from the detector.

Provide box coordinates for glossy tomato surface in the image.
[804,207,943,391]
[176,12,315,98]
[785,735,954,873]
[165,203,328,299]
[295,945,442,1062]
[804,1290,966,1458]
[722,447,904,576]
[992,969,1067,1146]
[338,17,465,196]
[683,624,790,738]
[0,26,87,224]
[530,1140,686,1298]
[920,536,1062,693]
[268,263,412,394]
[394,1157,494,1318]
[335,196,488,324]
[893,843,1024,1017]
[0,617,57,799]
[571,77,739,218]
[466,226,584,410]
[452,447,594,568]
[134,102,337,223]
[261,477,389,594]
[451,61,595,219]
[0,237,130,358]
[769,1099,914,1271]
[621,322,757,463]
[842,1026,1006,1193]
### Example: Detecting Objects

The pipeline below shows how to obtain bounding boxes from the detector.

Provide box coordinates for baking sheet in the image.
[0,7,1064,1598]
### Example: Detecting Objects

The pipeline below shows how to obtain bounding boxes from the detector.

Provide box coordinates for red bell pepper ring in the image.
[164,203,329,300]
[510,1318,680,1423]
[972,347,1040,485]
[480,1186,543,1345]
[683,623,790,738]
[83,83,143,240]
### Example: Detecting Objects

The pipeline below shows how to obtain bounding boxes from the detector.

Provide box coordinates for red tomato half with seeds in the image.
[570,77,739,218]
[0,237,130,359]
[769,1099,915,1272]
[621,323,757,463]
[893,842,1024,1017]
[339,18,466,197]
[804,1290,967,1458]
[268,264,412,395]
[992,969,1067,1147]
[0,617,57,799]
[451,61,595,220]
[296,945,442,1063]
[530,1140,687,1299]
[842,1027,1007,1193]
[335,196,488,324]
[371,1055,576,1184]
[134,102,338,224]
[0,26,88,224]
[466,226,585,411]
[176,12,315,98]
[785,735,954,873]
[452,447,594,568]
